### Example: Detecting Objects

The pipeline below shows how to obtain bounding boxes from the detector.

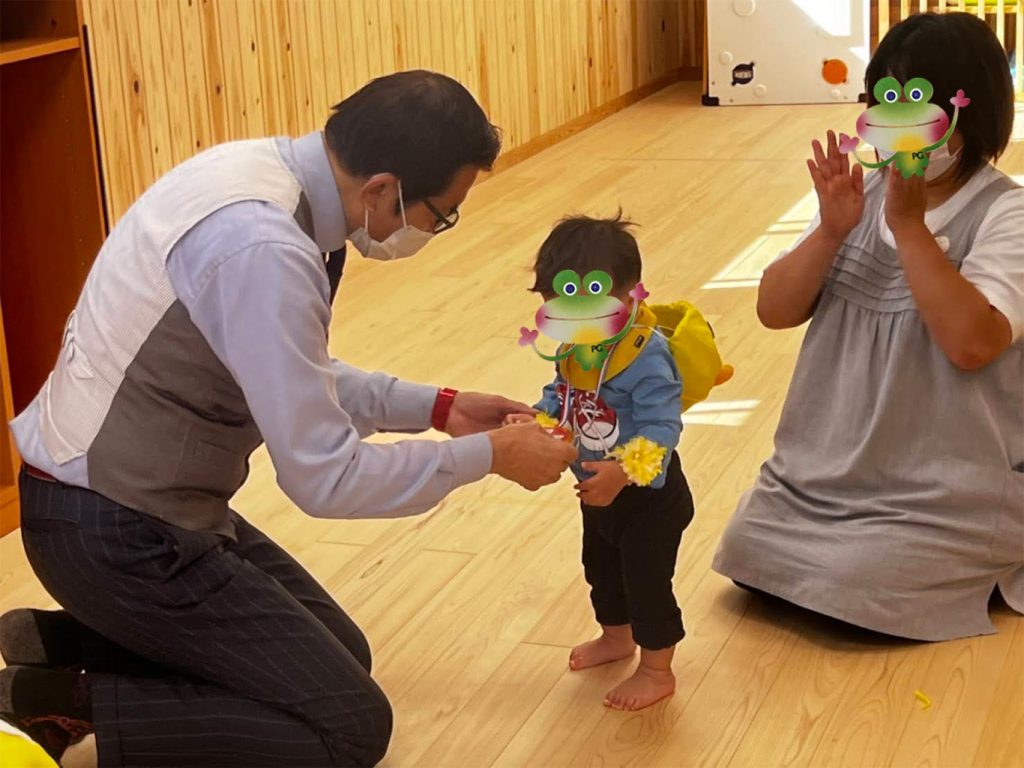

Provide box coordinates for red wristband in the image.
[431,387,458,432]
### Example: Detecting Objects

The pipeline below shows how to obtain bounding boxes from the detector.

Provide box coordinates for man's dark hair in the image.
[531,211,642,295]
[866,12,1013,183]
[325,70,502,203]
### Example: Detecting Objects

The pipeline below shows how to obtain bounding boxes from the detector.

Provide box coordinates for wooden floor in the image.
[2,83,1023,768]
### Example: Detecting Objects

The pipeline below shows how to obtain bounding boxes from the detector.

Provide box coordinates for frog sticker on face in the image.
[518,270,648,372]
[838,76,970,179]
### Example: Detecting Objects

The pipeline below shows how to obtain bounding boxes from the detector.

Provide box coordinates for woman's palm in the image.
[807,130,864,241]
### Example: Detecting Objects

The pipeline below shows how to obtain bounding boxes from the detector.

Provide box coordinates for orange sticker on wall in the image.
[822,59,848,85]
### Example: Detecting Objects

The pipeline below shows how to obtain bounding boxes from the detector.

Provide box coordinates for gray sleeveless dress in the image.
[713,169,1024,641]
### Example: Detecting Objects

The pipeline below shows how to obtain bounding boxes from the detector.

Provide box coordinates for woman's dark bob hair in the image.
[866,12,1014,182]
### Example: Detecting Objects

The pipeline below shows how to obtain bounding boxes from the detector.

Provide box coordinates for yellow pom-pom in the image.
[608,436,667,486]
[534,412,559,429]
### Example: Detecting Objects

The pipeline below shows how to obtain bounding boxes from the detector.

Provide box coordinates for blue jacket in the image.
[534,331,683,488]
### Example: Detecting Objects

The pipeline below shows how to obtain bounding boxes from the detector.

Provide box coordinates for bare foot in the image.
[569,627,636,671]
[604,665,676,710]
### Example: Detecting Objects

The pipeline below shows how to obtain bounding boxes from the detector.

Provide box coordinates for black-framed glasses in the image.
[423,199,460,234]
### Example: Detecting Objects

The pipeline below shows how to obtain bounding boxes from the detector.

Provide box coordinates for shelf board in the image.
[0,36,79,67]
[0,483,17,509]
[0,483,18,537]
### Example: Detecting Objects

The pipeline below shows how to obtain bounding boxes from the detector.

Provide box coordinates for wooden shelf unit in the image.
[0,0,107,535]
[0,304,18,535]
[0,34,79,66]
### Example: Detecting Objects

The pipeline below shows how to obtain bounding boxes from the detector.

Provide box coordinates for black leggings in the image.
[580,452,694,650]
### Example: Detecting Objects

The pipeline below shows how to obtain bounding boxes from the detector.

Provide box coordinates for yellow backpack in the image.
[650,301,734,412]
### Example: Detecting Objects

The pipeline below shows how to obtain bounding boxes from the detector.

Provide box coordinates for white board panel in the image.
[707,0,870,106]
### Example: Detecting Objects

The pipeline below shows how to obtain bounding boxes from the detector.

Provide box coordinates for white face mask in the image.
[877,144,960,181]
[349,181,434,261]
[921,143,960,181]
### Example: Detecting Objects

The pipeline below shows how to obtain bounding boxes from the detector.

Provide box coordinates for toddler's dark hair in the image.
[531,211,642,296]
[867,12,1013,182]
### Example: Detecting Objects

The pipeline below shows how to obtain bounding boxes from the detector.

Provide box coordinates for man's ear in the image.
[359,173,398,214]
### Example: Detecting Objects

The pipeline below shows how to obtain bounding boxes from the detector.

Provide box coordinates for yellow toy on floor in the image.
[650,300,734,412]
[0,719,59,768]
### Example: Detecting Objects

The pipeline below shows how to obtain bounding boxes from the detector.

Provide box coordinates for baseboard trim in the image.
[489,67,694,176]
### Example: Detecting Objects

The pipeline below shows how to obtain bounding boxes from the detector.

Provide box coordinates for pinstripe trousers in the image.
[18,470,393,767]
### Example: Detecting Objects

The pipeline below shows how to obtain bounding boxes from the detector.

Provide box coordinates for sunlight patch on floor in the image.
[701,191,816,290]
[682,399,761,427]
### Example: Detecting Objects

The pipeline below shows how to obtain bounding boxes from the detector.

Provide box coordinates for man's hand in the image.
[575,461,629,507]
[445,392,535,437]
[504,413,536,426]
[488,422,577,490]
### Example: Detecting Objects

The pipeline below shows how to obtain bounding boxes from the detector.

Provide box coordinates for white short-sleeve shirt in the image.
[776,165,1024,341]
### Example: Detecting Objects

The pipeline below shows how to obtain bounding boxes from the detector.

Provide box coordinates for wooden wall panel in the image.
[83,0,703,223]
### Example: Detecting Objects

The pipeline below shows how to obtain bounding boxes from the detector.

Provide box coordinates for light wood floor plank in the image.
[972,618,1024,768]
